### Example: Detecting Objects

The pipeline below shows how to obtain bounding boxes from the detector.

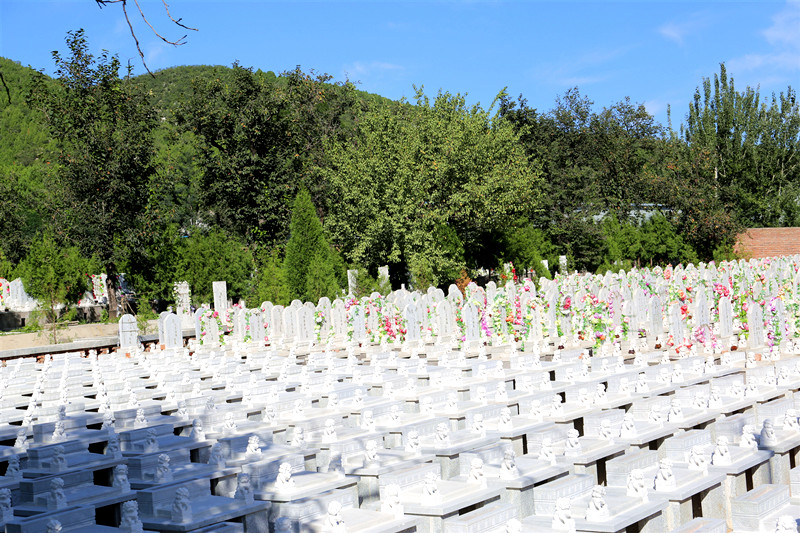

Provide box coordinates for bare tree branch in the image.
[161,0,197,32]
[94,0,197,76]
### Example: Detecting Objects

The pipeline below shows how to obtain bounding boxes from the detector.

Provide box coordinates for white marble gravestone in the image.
[212,281,227,314]
[174,281,192,327]
[157,311,170,345]
[347,270,358,296]
[719,296,733,340]
[119,314,138,350]
[749,304,765,349]
[163,314,183,350]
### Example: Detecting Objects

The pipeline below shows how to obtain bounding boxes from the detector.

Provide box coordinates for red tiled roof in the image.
[735,228,800,259]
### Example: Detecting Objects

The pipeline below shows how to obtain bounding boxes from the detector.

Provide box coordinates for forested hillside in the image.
[2,30,800,315]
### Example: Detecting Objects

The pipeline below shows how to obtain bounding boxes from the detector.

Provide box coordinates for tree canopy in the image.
[4,33,800,315]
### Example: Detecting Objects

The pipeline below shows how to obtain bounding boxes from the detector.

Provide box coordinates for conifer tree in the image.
[284,188,339,301]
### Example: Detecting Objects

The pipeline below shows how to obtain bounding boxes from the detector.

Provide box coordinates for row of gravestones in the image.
[121,256,800,350]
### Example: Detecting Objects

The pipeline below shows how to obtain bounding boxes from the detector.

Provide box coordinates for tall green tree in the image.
[179,64,363,245]
[499,89,664,271]
[683,63,800,226]
[15,233,96,343]
[29,29,157,317]
[324,88,542,287]
[284,188,339,301]
[176,229,254,305]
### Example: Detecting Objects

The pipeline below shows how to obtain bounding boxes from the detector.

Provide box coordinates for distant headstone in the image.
[649,296,663,337]
[201,314,220,346]
[347,270,358,297]
[719,296,733,339]
[163,314,182,349]
[378,266,390,294]
[463,302,481,343]
[330,300,346,339]
[270,306,285,340]
[174,281,192,327]
[193,308,204,341]
[695,291,709,327]
[447,284,463,306]
[118,314,138,350]
[157,311,170,345]
[212,281,227,314]
[351,305,366,341]
[404,303,420,342]
[669,304,685,344]
[748,304,765,348]
[437,300,455,340]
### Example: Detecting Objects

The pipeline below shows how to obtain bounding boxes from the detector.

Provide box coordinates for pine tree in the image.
[284,188,339,301]
[305,248,339,302]
[255,248,290,306]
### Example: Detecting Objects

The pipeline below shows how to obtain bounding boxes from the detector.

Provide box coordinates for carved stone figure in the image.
[364,439,380,466]
[585,485,610,521]
[107,434,122,459]
[471,413,485,435]
[5,454,21,480]
[47,477,67,510]
[234,473,254,505]
[114,464,131,492]
[171,487,192,522]
[421,472,441,503]
[291,427,306,448]
[51,421,66,443]
[501,449,520,479]
[208,443,226,468]
[688,445,708,474]
[322,419,338,444]
[246,436,262,458]
[435,422,450,447]
[740,425,758,450]
[134,408,148,427]
[381,483,404,519]
[538,437,557,465]
[144,428,159,453]
[325,500,346,533]
[760,418,779,447]
[405,430,421,454]
[654,459,676,491]
[467,457,487,487]
[712,436,732,466]
[0,488,12,523]
[190,419,205,441]
[551,497,576,532]
[120,500,144,533]
[155,453,173,482]
[51,445,67,472]
[275,462,295,491]
[626,469,648,501]
[565,429,582,456]
[667,398,684,422]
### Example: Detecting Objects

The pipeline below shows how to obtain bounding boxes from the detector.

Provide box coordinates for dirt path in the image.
[0,320,159,351]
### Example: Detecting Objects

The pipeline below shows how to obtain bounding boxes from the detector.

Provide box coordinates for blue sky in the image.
[2,1,799,129]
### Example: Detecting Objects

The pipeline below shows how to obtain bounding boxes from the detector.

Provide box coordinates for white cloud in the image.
[727,1,800,83]
[658,12,710,46]
[532,47,628,89]
[342,61,405,86]
[763,0,800,49]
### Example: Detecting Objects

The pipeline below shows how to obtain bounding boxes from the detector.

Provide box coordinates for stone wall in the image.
[735,227,800,259]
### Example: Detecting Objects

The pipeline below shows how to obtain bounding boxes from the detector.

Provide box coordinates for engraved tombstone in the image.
[119,314,138,350]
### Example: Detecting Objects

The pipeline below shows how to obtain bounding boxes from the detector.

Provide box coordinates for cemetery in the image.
[1,256,800,532]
